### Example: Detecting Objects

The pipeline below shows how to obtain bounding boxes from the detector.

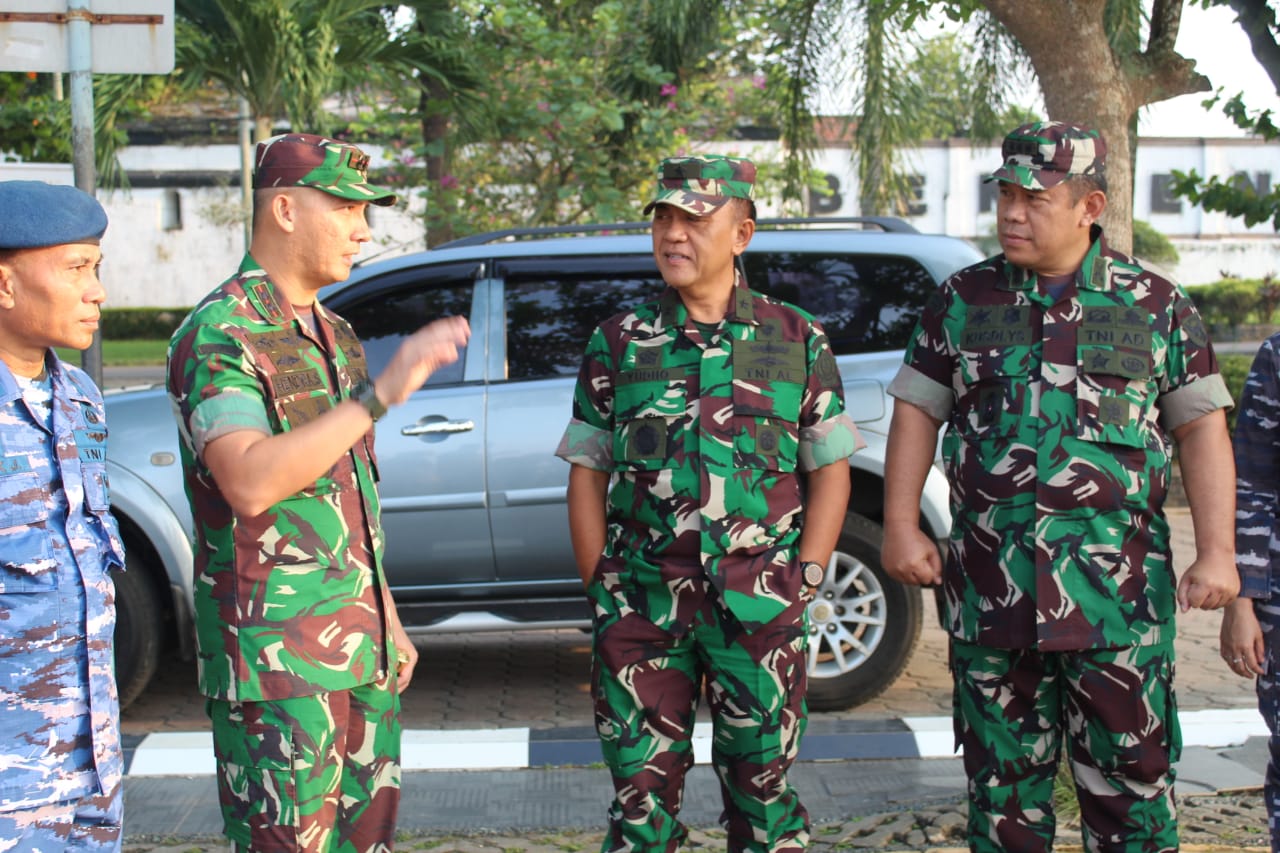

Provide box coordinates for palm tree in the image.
[175,0,453,141]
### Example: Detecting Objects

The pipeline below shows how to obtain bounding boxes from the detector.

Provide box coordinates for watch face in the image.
[803,562,824,587]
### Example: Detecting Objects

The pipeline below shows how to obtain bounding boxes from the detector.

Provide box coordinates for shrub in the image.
[1132,220,1179,268]
[1187,278,1271,337]
[101,307,191,340]
[1258,274,1280,323]
[1213,279,1261,330]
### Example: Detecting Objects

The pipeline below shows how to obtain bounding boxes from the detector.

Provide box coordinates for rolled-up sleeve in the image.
[555,326,616,471]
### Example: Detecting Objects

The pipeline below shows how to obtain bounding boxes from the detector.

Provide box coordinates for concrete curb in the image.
[123,708,1269,777]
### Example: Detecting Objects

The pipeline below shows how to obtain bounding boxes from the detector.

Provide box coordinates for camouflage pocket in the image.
[0,469,50,528]
[0,470,55,590]
[613,374,689,470]
[731,377,801,472]
[957,346,1028,442]
[211,711,299,844]
[956,378,1023,441]
[1075,364,1159,451]
[732,415,799,472]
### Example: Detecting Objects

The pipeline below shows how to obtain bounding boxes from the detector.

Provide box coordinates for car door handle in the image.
[401,419,476,436]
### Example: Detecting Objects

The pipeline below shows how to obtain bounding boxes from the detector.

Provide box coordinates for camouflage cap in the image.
[984,121,1106,191]
[642,154,756,216]
[252,133,396,206]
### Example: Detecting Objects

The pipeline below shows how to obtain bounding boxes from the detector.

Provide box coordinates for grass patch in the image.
[56,338,169,366]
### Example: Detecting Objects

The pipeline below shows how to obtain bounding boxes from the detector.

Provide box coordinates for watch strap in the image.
[352,379,387,422]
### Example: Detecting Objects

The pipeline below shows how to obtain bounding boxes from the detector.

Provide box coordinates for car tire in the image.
[804,513,923,711]
[111,555,162,710]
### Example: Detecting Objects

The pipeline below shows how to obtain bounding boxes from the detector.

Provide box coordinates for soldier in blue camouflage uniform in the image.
[0,181,126,851]
[557,154,863,853]
[882,121,1239,852]
[168,134,468,852]
[1222,331,1280,852]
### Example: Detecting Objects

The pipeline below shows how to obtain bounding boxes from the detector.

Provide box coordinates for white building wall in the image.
[3,134,1278,307]
[0,155,426,309]
[802,137,1280,285]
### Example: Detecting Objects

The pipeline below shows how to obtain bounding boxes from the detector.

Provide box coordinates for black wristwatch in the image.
[801,560,825,588]
[352,379,387,423]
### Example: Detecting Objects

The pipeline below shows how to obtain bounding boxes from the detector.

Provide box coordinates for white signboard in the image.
[0,0,174,74]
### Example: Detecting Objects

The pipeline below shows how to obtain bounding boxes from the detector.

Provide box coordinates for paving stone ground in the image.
[120,790,1272,853]
[117,502,1270,851]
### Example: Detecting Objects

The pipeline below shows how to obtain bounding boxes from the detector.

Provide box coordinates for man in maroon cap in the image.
[882,120,1237,850]
[558,154,861,853]
[167,134,469,851]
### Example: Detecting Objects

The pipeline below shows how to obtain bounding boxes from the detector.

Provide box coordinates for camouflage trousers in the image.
[591,594,810,853]
[950,639,1180,853]
[0,783,121,852]
[208,676,401,853]
[1252,581,1280,852]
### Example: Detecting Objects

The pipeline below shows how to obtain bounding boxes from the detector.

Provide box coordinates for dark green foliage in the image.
[0,73,72,163]
[101,308,191,340]
[1131,220,1179,268]
[1220,353,1255,435]
[1188,278,1269,330]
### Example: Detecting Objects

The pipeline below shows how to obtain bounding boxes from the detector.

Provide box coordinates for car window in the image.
[502,266,664,381]
[333,265,476,385]
[741,253,936,355]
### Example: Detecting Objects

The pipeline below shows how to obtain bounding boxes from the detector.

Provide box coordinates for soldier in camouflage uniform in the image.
[556,154,863,853]
[881,121,1239,852]
[167,134,469,852]
[1221,331,1280,852]
[0,181,126,851]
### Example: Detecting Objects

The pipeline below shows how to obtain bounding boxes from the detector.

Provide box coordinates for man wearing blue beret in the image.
[0,181,127,850]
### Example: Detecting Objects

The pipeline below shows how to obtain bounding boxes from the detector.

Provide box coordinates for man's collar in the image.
[658,268,756,329]
[1001,224,1109,292]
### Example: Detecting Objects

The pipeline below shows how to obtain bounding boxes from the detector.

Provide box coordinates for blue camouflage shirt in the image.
[0,355,125,811]
[1234,331,1280,600]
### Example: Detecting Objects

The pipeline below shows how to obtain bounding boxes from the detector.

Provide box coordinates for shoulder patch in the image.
[815,348,840,389]
[1175,297,1210,348]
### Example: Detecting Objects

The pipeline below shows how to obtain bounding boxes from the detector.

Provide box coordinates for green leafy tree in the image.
[0,72,170,188]
[1168,95,1280,228]
[358,0,796,244]
[903,34,1037,141]
[1156,1,1280,230]
[174,0,457,141]
[769,0,1216,252]
[0,73,72,164]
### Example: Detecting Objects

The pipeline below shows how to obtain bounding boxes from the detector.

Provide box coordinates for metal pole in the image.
[68,0,104,389]
[239,95,253,250]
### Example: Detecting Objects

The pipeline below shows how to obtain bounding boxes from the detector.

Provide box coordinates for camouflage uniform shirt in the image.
[168,254,390,702]
[0,356,124,811]
[557,280,862,632]
[1233,330,1280,600]
[889,228,1231,650]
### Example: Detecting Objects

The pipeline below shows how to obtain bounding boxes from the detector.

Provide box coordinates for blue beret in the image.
[0,181,108,250]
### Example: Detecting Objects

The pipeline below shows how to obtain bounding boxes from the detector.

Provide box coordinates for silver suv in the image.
[104,219,981,711]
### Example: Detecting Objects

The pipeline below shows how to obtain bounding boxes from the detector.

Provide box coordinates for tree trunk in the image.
[979,0,1209,255]
[420,76,453,248]
[1224,0,1280,93]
